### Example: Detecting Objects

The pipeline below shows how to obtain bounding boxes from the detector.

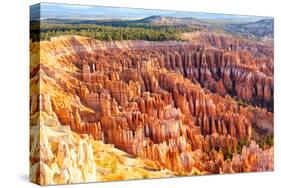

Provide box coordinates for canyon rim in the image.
[30,3,274,185]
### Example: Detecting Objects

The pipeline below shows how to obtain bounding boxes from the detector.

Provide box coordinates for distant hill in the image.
[225,19,274,38]
[139,15,206,26]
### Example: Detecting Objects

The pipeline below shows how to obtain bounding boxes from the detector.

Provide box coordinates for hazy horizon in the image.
[30,3,271,22]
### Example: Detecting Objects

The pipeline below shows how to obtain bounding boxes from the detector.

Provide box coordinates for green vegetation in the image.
[235,98,250,107]
[236,137,250,154]
[256,135,274,149]
[30,21,199,42]
[191,169,201,176]
[178,171,187,176]
[223,147,233,160]
[266,135,274,146]
[143,174,149,179]
[251,125,274,150]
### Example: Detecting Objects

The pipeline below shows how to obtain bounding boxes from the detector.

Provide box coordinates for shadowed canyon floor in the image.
[30,32,273,185]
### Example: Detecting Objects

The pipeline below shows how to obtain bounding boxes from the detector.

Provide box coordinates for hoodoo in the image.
[30,33,273,184]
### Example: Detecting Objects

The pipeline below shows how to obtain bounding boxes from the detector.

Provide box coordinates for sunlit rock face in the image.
[30,33,273,185]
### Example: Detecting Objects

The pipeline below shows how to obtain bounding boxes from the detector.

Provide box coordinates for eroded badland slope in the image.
[30,33,273,185]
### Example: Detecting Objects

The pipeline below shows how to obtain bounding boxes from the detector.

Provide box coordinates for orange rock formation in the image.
[30,33,274,184]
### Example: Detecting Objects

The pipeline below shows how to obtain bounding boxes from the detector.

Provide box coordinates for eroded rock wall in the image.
[30,34,274,184]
